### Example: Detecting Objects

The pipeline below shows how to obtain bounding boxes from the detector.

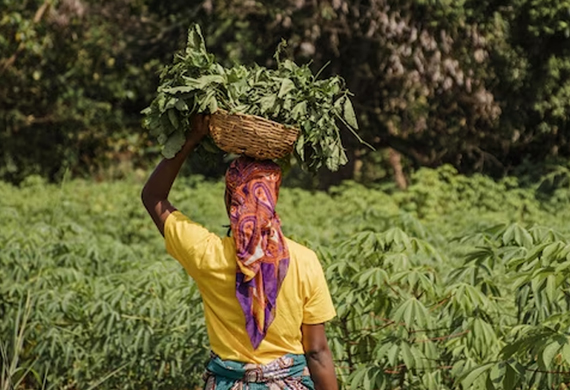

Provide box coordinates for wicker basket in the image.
[209,110,300,160]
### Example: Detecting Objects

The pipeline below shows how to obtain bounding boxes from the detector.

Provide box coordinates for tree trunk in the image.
[389,148,407,190]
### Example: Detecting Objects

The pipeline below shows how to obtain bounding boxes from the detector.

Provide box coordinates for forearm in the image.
[306,347,338,390]
[141,136,199,202]
[141,120,207,236]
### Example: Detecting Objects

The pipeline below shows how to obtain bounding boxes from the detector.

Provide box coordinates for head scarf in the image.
[225,156,289,349]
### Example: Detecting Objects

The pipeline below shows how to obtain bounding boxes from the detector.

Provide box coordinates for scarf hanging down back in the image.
[225,156,290,349]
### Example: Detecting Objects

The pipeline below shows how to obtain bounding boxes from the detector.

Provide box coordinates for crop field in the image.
[2,166,570,389]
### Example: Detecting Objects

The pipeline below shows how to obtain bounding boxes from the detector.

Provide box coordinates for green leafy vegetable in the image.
[162,130,186,159]
[142,24,362,172]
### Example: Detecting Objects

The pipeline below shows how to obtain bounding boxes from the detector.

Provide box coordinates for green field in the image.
[3,166,570,389]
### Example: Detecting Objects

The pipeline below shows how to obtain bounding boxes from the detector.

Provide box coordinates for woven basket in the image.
[209,110,300,160]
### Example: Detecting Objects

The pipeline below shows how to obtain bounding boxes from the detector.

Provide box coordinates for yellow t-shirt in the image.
[164,211,336,364]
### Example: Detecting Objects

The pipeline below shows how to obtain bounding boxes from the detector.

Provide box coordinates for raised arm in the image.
[301,323,339,390]
[141,114,209,236]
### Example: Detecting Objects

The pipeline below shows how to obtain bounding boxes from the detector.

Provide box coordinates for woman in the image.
[141,115,338,390]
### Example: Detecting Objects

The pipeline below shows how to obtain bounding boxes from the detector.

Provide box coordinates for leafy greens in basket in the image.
[142,24,363,172]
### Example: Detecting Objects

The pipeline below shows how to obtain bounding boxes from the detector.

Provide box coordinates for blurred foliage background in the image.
[2,0,569,186]
[3,2,570,388]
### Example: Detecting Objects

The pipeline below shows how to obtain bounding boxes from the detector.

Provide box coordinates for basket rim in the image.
[211,108,300,133]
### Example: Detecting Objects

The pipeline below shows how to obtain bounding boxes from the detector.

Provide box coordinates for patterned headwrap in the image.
[225,156,290,350]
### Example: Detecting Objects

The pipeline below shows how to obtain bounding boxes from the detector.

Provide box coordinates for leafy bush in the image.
[2,166,570,389]
[3,0,570,184]
[325,223,570,389]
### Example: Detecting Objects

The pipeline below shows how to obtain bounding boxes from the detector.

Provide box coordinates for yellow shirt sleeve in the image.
[302,251,336,324]
[164,210,221,278]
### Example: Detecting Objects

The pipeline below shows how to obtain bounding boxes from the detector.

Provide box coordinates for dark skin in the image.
[141,114,338,389]
[302,323,339,390]
[141,115,210,236]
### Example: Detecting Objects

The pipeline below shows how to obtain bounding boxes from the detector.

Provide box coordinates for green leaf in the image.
[162,131,186,159]
[503,362,518,390]
[461,363,494,389]
[208,97,218,113]
[163,86,198,94]
[175,99,189,111]
[198,91,216,112]
[343,97,359,129]
[541,341,561,369]
[278,78,296,98]
[291,101,307,120]
[186,24,206,54]
[558,343,570,367]
[400,342,415,369]
[422,371,441,390]
[350,367,369,389]
[157,133,168,145]
[543,242,563,260]
[387,344,400,366]
[334,96,345,112]
[167,109,179,130]
[164,97,178,110]
[259,94,276,114]
[392,298,426,329]
[545,274,557,302]
[295,133,305,161]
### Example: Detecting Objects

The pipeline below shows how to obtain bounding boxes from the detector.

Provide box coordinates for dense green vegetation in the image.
[2,0,570,184]
[3,1,570,389]
[143,24,359,171]
[3,166,570,389]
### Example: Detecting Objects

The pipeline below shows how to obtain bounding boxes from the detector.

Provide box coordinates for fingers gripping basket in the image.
[209,110,300,160]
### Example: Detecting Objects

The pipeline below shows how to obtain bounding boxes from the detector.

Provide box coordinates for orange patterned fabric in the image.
[225,156,289,349]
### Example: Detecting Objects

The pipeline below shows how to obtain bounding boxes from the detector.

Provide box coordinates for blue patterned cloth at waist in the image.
[203,352,315,389]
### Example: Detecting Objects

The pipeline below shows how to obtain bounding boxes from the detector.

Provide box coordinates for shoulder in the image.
[165,210,188,226]
[164,211,222,260]
[285,238,320,266]
[166,209,194,225]
[166,210,215,236]
[285,238,316,256]
[164,210,230,276]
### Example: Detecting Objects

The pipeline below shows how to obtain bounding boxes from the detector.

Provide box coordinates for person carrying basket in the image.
[141,114,338,390]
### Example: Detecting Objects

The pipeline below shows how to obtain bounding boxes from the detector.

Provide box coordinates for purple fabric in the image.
[225,157,290,349]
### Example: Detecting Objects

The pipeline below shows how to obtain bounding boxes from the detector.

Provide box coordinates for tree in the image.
[1,0,569,185]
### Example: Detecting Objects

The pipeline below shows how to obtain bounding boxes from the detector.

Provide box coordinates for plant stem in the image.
[339,314,354,373]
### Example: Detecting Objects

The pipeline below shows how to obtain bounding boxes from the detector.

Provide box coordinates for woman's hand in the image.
[188,114,210,141]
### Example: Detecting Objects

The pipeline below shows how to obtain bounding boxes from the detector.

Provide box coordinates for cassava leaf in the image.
[278,78,295,98]
[186,24,206,54]
[175,99,189,111]
[259,94,276,114]
[343,97,359,130]
[163,86,198,94]
[162,131,186,159]
[167,109,179,130]
[291,101,307,120]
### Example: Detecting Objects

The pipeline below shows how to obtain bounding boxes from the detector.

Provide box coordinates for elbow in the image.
[302,323,332,363]
[141,185,148,207]
[305,345,331,363]
[141,185,155,210]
